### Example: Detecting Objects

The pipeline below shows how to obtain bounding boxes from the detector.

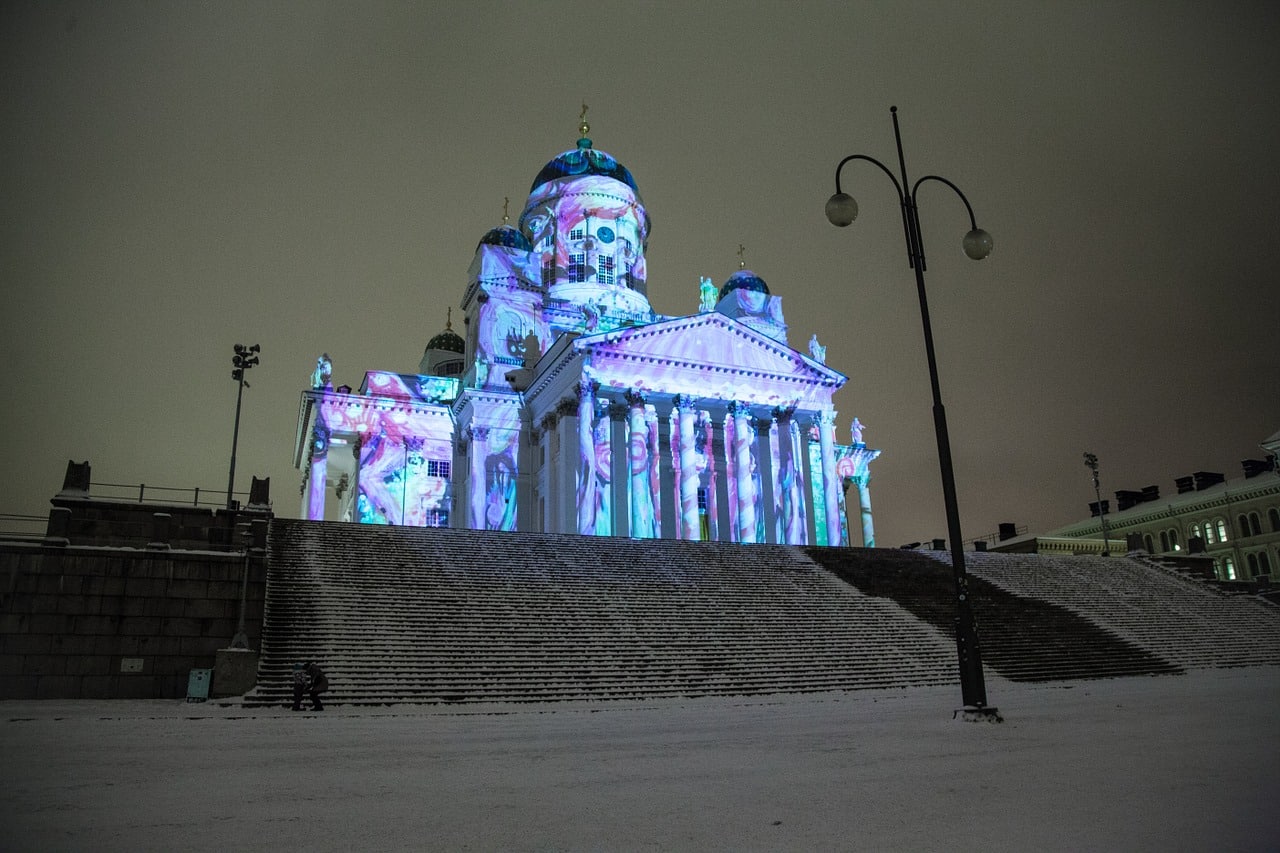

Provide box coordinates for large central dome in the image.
[530,140,639,194]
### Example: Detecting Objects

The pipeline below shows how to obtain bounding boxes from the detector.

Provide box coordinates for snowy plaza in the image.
[3,667,1278,852]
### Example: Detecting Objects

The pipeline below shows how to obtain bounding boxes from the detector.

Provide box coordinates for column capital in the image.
[672,393,698,412]
[726,400,751,418]
[578,378,600,399]
[772,404,796,422]
[625,389,648,408]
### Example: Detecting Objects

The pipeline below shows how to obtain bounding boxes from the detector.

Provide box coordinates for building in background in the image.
[992,429,1280,581]
[294,121,881,546]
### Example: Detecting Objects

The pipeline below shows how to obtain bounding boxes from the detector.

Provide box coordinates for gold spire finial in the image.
[579,101,590,138]
[446,306,453,330]
[737,244,747,269]
[502,196,509,225]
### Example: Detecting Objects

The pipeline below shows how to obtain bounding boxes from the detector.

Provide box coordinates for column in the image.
[627,391,656,538]
[647,406,664,539]
[846,444,882,547]
[673,394,700,540]
[755,415,777,544]
[817,409,842,546]
[609,401,628,536]
[468,426,488,530]
[307,425,329,521]
[698,410,718,541]
[729,403,756,543]
[576,380,604,536]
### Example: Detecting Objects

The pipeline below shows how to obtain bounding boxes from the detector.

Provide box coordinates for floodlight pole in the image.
[827,107,998,719]
[1084,452,1112,556]
[226,344,260,511]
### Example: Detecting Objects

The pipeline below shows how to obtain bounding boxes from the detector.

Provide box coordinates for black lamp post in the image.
[226,343,260,511]
[826,106,998,718]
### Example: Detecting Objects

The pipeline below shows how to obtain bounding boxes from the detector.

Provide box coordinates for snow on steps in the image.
[240,520,1280,708]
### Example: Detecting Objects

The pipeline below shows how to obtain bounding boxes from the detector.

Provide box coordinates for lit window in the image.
[569,227,585,241]
[1216,518,1229,542]
[1204,522,1216,545]
[568,253,586,283]
[1224,556,1236,580]
[542,256,555,286]
[1190,523,1202,541]
[598,255,614,285]
[427,460,451,478]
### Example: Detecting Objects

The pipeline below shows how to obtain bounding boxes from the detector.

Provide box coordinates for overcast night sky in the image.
[2,1,1277,548]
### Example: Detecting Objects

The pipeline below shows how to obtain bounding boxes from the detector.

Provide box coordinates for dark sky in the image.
[3,1,1278,548]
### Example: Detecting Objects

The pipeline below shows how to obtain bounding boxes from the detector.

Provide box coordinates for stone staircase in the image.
[243,520,960,707]
[241,520,1280,707]
[807,547,1183,682]
[953,551,1280,670]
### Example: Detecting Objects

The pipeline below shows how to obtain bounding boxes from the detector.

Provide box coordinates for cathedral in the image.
[293,115,881,547]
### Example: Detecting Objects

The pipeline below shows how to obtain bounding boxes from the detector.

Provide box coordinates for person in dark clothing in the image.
[290,663,308,711]
[290,661,329,711]
[303,661,328,711]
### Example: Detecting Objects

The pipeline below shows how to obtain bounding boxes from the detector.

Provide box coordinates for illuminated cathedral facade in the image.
[294,118,881,547]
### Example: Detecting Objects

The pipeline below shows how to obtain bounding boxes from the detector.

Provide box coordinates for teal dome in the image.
[720,269,770,300]
[531,141,639,195]
[477,224,533,252]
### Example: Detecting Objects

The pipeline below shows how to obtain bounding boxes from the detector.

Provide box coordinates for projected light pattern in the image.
[305,379,456,526]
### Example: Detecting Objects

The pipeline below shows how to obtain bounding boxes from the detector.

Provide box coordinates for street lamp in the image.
[826,106,998,719]
[226,343,261,511]
[1083,452,1112,556]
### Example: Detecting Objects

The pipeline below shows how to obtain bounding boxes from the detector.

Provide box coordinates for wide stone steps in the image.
[240,520,1280,707]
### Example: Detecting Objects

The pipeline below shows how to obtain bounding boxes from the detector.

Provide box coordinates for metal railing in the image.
[87,481,251,509]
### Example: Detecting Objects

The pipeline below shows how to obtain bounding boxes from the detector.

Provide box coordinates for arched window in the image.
[1247,553,1260,576]
[1159,530,1170,552]
[1270,507,1280,532]
[1239,514,1251,537]
[1189,522,1202,541]
[1143,533,1154,553]
[1169,528,1180,550]
[1216,518,1229,542]
[1261,552,1273,575]
[1223,556,1236,581]
[1249,512,1263,536]
[1203,521,1217,545]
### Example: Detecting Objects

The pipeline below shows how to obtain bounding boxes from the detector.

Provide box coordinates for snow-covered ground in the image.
[2,668,1278,852]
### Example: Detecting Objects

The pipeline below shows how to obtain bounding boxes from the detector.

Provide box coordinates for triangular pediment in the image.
[572,313,845,410]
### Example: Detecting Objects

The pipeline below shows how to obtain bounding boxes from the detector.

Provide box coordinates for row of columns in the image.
[567,381,850,545]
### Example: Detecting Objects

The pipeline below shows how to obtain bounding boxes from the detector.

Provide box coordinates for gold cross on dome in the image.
[737,244,747,269]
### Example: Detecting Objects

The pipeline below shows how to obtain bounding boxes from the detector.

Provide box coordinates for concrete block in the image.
[3,634,52,655]
[23,655,66,675]
[55,635,99,655]
[166,579,209,599]
[79,675,115,698]
[120,616,162,636]
[28,613,71,634]
[211,648,259,696]
[0,675,39,699]
[114,675,161,699]
[36,675,83,698]
[0,655,25,675]
[0,614,26,633]
[124,577,167,598]
[65,655,112,677]
[184,598,232,619]
[163,617,203,637]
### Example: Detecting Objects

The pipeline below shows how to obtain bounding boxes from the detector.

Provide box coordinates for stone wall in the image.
[0,542,266,699]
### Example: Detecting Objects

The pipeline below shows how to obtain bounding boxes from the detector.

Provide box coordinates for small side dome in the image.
[477,224,533,252]
[426,308,465,354]
[426,328,464,354]
[720,269,770,300]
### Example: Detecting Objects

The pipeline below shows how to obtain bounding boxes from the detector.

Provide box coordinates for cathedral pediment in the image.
[573,313,845,410]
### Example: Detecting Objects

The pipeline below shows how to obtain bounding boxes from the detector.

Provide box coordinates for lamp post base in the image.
[954,706,1003,723]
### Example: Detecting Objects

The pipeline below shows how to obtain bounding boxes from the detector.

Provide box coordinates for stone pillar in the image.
[698,410,718,541]
[307,425,329,521]
[843,443,882,547]
[609,402,628,536]
[673,394,700,540]
[729,403,756,543]
[756,415,777,544]
[772,407,804,545]
[817,409,842,546]
[647,406,664,539]
[468,426,488,530]
[627,391,656,538]
[576,380,601,536]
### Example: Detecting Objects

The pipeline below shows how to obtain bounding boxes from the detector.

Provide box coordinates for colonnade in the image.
[563,380,852,546]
